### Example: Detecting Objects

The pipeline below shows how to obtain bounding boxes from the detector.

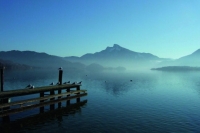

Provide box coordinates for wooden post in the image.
[58,69,63,85]
[0,67,8,121]
[50,90,55,110]
[58,91,62,108]
[76,86,80,103]
[58,69,63,108]
[0,67,5,92]
[67,88,70,105]
[40,92,44,113]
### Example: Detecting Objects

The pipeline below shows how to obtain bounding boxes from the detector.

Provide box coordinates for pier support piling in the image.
[67,88,70,106]
[76,86,80,103]
[40,92,44,113]
[50,90,55,110]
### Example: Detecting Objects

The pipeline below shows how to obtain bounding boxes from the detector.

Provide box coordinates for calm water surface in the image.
[1,69,200,133]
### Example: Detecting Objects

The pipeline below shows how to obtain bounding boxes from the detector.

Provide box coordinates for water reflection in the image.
[99,72,158,95]
[103,81,132,95]
[0,100,87,132]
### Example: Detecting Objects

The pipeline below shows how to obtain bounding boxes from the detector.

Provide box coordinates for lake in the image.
[1,69,200,132]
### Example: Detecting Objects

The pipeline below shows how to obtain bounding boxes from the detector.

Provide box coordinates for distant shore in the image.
[151,66,200,71]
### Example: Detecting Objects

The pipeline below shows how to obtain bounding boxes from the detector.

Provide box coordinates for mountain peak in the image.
[113,44,121,48]
[105,44,123,52]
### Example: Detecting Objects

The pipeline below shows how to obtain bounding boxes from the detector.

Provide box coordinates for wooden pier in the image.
[0,67,87,121]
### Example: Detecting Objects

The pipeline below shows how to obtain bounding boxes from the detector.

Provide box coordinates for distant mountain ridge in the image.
[0,50,85,70]
[65,44,166,69]
[0,59,34,70]
[0,50,124,72]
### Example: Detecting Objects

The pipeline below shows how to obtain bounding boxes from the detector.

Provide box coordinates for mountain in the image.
[156,49,200,67]
[176,49,200,66]
[0,50,85,70]
[65,44,166,69]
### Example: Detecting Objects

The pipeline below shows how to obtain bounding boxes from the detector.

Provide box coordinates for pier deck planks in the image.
[0,84,81,98]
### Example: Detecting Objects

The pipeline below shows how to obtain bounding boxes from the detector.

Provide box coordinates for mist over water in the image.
[1,69,200,132]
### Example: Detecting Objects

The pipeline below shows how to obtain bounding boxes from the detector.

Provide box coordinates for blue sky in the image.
[0,0,200,59]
